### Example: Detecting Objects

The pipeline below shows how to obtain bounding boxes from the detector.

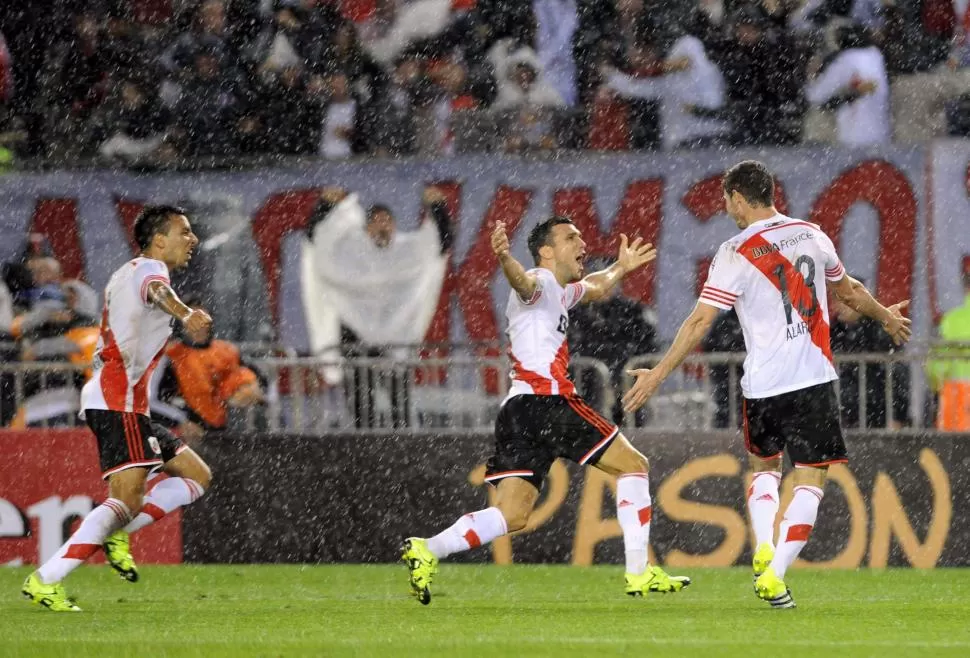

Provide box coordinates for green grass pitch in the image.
[3,565,969,657]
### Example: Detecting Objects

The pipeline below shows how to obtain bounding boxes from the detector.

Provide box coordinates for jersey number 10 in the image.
[773,255,819,325]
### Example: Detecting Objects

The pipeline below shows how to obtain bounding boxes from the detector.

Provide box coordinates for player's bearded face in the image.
[551,225,586,281]
[164,215,199,269]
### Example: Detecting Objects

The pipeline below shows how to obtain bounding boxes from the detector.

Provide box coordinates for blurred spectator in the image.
[170,46,242,156]
[926,267,970,431]
[315,19,389,153]
[161,0,231,79]
[567,280,658,424]
[21,279,99,368]
[600,27,728,150]
[315,72,357,159]
[270,0,343,65]
[8,276,100,428]
[259,64,321,155]
[301,185,452,426]
[713,5,806,145]
[530,0,580,106]
[365,0,454,65]
[151,296,265,441]
[102,2,156,80]
[498,106,559,154]
[36,10,112,158]
[372,54,424,155]
[701,307,745,429]
[95,78,170,162]
[878,0,951,75]
[805,22,889,146]
[426,59,480,155]
[491,46,565,111]
[889,2,970,142]
[830,296,911,429]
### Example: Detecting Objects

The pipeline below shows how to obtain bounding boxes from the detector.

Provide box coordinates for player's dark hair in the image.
[133,205,186,251]
[367,204,394,221]
[527,216,574,265]
[723,160,774,207]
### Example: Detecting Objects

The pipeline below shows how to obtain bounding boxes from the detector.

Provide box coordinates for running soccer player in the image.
[622,160,911,608]
[401,216,690,604]
[22,205,214,612]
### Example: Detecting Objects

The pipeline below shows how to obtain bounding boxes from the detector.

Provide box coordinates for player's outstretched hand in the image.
[491,221,511,258]
[622,368,662,414]
[616,234,657,274]
[883,300,912,345]
[183,308,213,334]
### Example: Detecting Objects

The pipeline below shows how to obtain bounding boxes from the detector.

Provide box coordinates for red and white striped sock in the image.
[747,471,781,547]
[37,498,132,584]
[770,485,824,579]
[616,472,652,576]
[425,507,508,559]
[123,478,206,534]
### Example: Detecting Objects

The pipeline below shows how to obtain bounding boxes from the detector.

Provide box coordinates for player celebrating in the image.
[22,206,215,612]
[401,216,690,604]
[622,161,910,608]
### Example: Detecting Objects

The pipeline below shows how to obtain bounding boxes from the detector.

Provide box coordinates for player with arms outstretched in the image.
[401,216,690,604]
[622,161,910,608]
[22,206,215,612]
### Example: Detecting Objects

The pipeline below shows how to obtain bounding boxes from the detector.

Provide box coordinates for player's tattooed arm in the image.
[582,234,656,303]
[830,275,912,345]
[491,221,538,301]
[146,280,213,334]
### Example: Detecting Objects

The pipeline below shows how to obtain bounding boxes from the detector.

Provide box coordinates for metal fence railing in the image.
[0,349,964,433]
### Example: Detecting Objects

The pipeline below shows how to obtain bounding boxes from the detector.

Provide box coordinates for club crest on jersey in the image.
[148,436,161,455]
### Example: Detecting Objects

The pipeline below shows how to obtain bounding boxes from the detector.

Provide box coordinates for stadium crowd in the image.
[0,0,969,164]
[0,0,962,431]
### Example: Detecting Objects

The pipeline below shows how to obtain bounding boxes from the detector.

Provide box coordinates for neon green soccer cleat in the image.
[103,530,139,583]
[754,566,796,609]
[752,542,775,579]
[401,537,438,605]
[22,572,81,612]
[625,565,692,596]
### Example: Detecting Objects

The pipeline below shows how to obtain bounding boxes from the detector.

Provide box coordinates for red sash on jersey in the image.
[739,233,834,365]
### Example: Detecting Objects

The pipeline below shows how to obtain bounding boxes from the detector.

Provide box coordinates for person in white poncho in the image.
[301,186,453,427]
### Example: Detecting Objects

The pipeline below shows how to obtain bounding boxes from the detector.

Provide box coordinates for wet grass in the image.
[3,565,969,657]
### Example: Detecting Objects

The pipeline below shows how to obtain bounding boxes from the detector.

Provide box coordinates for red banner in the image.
[0,429,182,565]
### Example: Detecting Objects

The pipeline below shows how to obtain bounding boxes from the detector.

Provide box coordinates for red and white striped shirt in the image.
[81,258,173,415]
[504,268,587,401]
[699,214,845,399]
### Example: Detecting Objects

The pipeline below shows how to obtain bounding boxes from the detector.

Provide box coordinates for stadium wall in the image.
[2,143,970,349]
[1,429,965,568]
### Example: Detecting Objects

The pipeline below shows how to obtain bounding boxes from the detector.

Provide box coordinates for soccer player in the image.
[22,206,215,612]
[401,216,690,604]
[622,161,911,608]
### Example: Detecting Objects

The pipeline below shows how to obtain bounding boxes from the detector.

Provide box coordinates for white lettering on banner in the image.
[26,496,94,564]
[2,148,967,347]
[0,498,26,539]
